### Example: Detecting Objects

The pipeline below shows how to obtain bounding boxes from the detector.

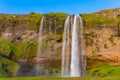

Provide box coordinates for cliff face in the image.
[83,8,120,67]
[0,12,68,62]
[85,27,120,68]
[0,8,120,67]
[94,8,120,18]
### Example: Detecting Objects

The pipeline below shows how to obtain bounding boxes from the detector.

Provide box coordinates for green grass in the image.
[81,13,118,29]
[0,39,15,56]
[0,12,68,31]
[87,65,120,78]
[0,77,120,80]
[0,68,9,78]
[0,55,19,77]
[0,38,38,60]
[15,41,38,60]
[0,65,120,79]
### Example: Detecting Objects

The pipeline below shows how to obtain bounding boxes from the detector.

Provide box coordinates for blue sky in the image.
[0,0,120,14]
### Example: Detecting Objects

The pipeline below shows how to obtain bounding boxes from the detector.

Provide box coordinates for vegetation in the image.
[0,38,38,60]
[0,8,120,79]
[0,55,19,77]
[81,13,118,29]
[15,41,38,60]
[87,65,120,78]
[0,39,16,57]
[0,12,68,33]
[0,76,120,80]
[108,35,115,45]
[0,13,43,31]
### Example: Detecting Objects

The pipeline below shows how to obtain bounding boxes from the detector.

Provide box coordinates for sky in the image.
[0,0,120,14]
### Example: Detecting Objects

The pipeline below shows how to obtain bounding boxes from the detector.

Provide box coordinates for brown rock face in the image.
[0,8,120,68]
[85,27,120,67]
[1,30,38,42]
[94,8,120,18]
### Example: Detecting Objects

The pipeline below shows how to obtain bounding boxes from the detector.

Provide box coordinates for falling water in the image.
[62,15,86,77]
[35,16,58,76]
[35,17,45,76]
[49,18,52,32]
[79,16,86,76]
[70,15,80,76]
[54,17,57,36]
[62,16,71,76]
[70,15,86,77]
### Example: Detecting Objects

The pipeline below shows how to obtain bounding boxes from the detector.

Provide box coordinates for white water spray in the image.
[62,15,86,77]
[35,17,45,75]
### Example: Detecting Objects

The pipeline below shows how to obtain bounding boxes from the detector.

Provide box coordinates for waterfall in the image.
[62,15,86,77]
[62,16,71,76]
[35,16,58,76]
[35,17,45,76]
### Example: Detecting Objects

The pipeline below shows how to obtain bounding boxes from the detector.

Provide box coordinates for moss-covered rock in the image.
[0,55,19,77]
[0,8,120,77]
[87,65,120,77]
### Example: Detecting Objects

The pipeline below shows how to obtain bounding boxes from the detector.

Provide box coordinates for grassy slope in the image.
[0,77,119,80]
[0,9,120,79]
[87,65,120,79]
[0,65,120,80]
[0,38,38,60]
[0,55,19,77]
[0,12,68,31]
[81,13,118,29]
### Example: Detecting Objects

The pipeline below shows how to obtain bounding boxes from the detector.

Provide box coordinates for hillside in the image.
[0,8,120,78]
